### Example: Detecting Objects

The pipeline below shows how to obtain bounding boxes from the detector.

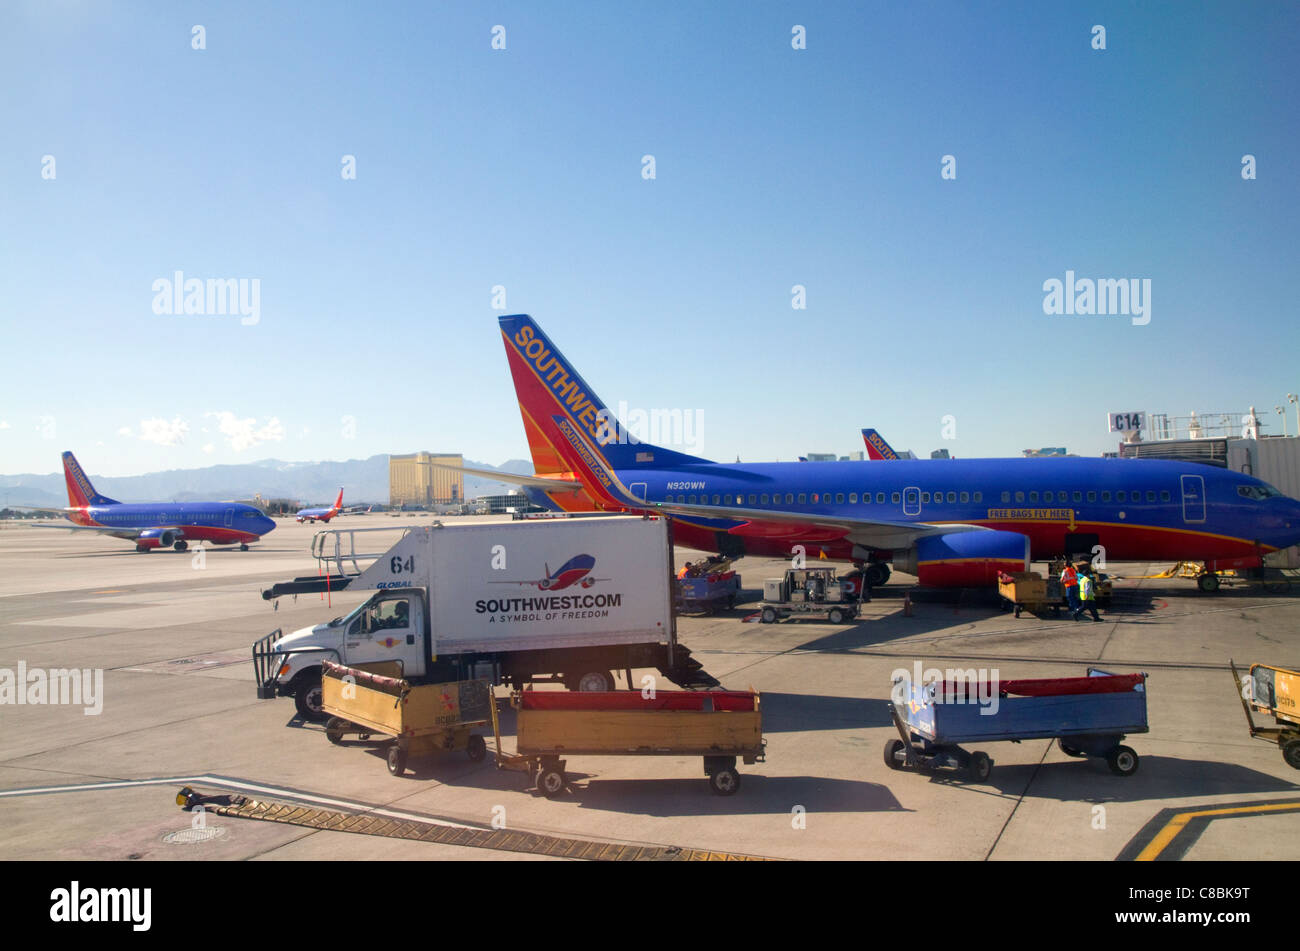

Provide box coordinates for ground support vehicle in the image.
[885,667,1149,781]
[1231,659,1300,769]
[320,660,492,776]
[490,688,765,796]
[1137,561,1293,594]
[253,516,718,721]
[758,566,860,623]
[675,557,741,614]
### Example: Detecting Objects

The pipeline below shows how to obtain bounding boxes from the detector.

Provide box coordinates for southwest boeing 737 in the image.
[452,314,1300,592]
[37,452,277,552]
[296,488,344,523]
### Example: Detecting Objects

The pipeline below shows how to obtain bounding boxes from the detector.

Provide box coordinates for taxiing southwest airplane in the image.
[296,488,344,523]
[448,315,1300,590]
[42,451,277,552]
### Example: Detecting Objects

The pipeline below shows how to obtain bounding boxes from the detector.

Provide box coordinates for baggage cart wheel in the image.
[325,717,347,745]
[466,734,487,762]
[1197,573,1219,593]
[537,765,566,798]
[883,738,906,770]
[828,608,845,624]
[968,751,992,782]
[1281,738,1300,770]
[761,607,777,624]
[709,767,741,796]
[387,745,408,777]
[1106,745,1139,777]
[1057,738,1087,758]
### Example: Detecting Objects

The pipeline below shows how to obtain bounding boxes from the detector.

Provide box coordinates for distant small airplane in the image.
[489,553,607,591]
[296,488,344,523]
[33,451,276,552]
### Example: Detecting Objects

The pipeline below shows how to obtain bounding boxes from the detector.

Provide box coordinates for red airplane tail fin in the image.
[62,451,119,507]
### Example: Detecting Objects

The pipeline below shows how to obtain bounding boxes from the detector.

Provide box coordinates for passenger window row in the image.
[997,489,1169,504]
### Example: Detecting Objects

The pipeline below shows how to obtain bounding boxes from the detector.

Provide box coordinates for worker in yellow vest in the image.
[1074,566,1101,622]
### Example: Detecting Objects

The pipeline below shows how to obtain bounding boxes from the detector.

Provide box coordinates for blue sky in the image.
[2,1,1297,476]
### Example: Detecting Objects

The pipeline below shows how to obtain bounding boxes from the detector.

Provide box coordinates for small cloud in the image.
[0,420,10,430]
[203,443,215,454]
[207,411,285,452]
[117,426,132,436]
[138,417,189,446]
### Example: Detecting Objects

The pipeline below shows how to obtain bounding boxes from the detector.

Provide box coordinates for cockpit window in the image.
[1238,483,1284,500]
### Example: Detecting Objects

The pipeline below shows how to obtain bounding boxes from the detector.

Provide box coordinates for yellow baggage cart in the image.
[320,660,492,776]
[490,688,765,797]
[1230,659,1300,769]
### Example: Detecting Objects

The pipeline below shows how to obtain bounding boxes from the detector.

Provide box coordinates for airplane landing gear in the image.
[864,563,891,587]
[173,540,188,551]
[240,543,250,551]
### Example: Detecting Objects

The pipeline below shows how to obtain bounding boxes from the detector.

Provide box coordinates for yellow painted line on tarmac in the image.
[1134,801,1300,861]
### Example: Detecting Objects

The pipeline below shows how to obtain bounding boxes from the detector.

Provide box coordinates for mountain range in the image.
[0,456,534,507]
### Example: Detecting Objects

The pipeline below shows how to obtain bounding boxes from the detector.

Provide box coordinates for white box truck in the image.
[253,515,715,719]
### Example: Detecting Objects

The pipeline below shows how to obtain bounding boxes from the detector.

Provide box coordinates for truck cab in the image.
[254,588,429,720]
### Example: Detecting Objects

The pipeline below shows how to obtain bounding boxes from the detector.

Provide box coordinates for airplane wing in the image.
[641,499,989,551]
[25,524,154,537]
[423,460,585,493]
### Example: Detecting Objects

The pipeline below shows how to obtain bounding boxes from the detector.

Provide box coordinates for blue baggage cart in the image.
[885,667,1148,781]
[675,558,741,615]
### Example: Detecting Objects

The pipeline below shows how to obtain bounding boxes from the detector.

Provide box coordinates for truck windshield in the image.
[331,602,368,628]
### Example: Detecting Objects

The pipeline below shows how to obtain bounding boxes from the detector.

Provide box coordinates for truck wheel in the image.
[709,767,741,796]
[325,717,347,745]
[761,607,777,624]
[1106,745,1139,776]
[1281,739,1300,770]
[828,608,845,624]
[466,734,487,762]
[572,670,613,692]
[387,745,407,776]
[537,765,566,797]
[294,673,328,722]
[968,751,992,782]
[883,738,906,770]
